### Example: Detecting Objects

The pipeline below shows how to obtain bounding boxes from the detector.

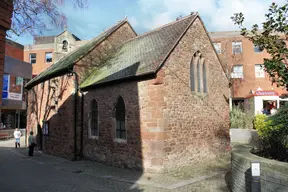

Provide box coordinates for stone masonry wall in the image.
[160,17,230,171]
[27,75,76,159]
[82,75,166,172]
[82,17,229,173]
[27,21,137,160]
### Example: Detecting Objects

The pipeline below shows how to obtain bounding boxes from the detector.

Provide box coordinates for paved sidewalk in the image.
[1,138,231,191]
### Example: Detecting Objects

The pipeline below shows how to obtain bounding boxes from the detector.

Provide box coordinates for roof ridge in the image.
[125,13,198,43]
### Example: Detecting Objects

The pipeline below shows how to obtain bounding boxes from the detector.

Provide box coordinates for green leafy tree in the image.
[231,1,288,90]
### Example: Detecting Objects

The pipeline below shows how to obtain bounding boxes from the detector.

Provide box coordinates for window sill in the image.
[89,135,99,140]
[114,138,127,143]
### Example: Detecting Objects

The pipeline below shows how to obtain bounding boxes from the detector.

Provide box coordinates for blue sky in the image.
[9,0,286,45]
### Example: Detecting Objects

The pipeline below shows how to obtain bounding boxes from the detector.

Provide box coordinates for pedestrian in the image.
[28,131,36,156]
[13,128,21,148]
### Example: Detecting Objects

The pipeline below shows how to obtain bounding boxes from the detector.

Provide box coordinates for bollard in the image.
[251,161,261,192]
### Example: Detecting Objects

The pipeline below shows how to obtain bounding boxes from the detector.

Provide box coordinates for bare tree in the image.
[10,0,88,37]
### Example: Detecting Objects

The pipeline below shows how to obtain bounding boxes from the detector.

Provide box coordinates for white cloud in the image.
[129,16,139,27]
[136,0,287,31]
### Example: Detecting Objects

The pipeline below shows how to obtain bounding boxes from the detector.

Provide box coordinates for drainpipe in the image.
[80,91,84,159]
[70,71,79,161]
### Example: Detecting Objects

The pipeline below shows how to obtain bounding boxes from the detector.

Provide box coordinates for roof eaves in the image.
[25,67,73,90]
[80,71,155,91]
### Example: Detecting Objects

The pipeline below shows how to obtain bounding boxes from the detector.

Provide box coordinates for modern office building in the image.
[210,31,288,113]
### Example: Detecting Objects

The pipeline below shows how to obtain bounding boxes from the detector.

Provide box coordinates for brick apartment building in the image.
[24,30,88,77]
[25,13,230,173]
[2,39,32,129]
[0,0,13,112]
[210,31,288,114]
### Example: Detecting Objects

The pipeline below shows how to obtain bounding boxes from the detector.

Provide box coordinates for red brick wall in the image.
[5,43,24,60]
[0,0,13,105]
[27,21,137,159]
[211,35,288,98]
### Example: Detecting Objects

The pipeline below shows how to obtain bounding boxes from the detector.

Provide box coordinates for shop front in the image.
[246,90,288,115]
[1,56,31,129]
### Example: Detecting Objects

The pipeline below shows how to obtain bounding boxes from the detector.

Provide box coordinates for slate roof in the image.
[25,20,129,90]
[80,14,197,90]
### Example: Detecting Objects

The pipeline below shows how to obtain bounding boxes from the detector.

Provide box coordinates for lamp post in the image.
[251,161,261,192]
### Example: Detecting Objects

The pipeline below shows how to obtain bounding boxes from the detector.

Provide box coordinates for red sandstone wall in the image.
[160,17,230,171]
[82,17,230,173]
[82,76,166,172]
[26,21,137,159]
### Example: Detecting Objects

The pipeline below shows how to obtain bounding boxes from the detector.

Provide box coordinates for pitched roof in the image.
[25,20,130,90]
[80,14,197,90]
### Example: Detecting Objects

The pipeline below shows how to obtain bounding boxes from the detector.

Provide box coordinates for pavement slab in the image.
[0,138,231,191]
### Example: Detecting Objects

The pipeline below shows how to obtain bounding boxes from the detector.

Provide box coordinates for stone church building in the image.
[25,13,230,173]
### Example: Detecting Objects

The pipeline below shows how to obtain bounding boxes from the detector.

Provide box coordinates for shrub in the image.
[254,114,273,136]
[253,105,288,162]
[230,105,253,129]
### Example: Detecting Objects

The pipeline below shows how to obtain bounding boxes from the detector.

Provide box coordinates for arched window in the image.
[115,96,126,139]
[190,59,195,91]
[89,99,98,137]
[203,62,208,93]
[62,40,68,52]
[197,59,201,92]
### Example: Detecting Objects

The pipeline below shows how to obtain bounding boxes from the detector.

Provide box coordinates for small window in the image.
[255,64,265,78]
[254,44,262,52]
[62,40,68,52]
[16,77,23,86]
[45,52,52,63]
[190,60,195,91]
[43,121,49,136]
[203,62,207,93]
[231,65,243,78]
[232,42,242,54]
[30,53,36,64]
[115,96,126,140]
[197,60,201,92]
[213,42,221,54]
[89,99,98,137]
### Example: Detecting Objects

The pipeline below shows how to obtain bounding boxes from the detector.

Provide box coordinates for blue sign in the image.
[2,92,8,99]
[3,75,9,92]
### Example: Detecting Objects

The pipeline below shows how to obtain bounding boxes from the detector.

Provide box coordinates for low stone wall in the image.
[230,129,259,144]
[232,145,288,192]
[0,129,26,139]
